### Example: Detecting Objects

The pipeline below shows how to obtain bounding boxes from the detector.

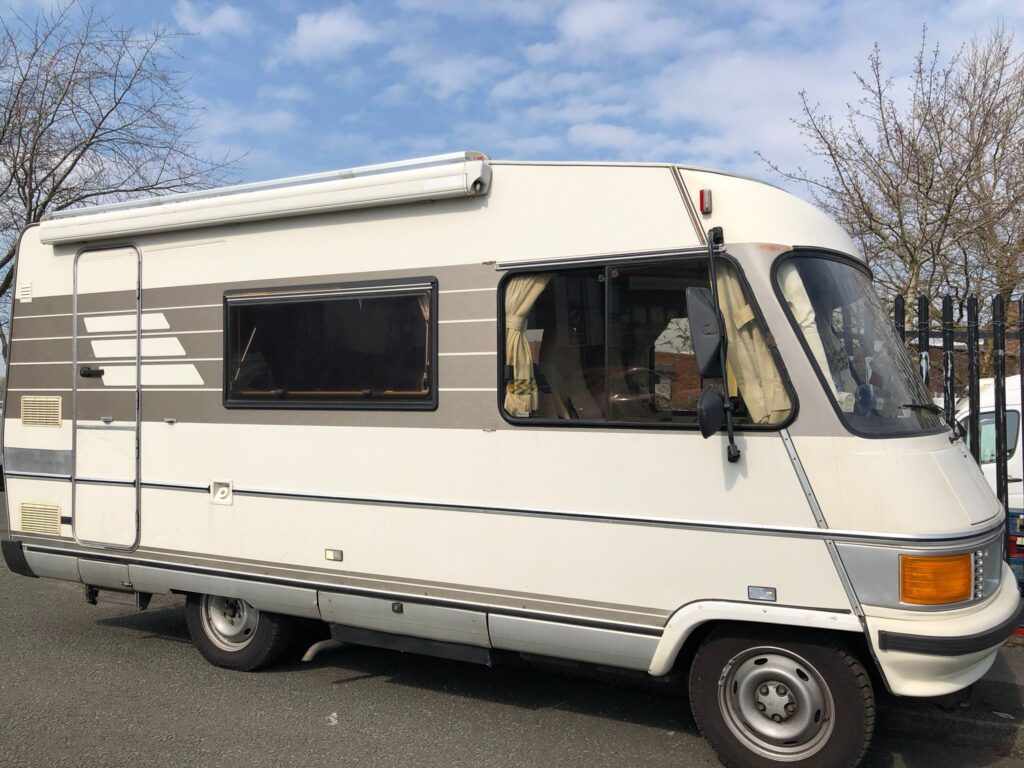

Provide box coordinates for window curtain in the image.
[504,274,552,416]
[417,293,431,391]
[777,262,837,398]
[717,265,792,424]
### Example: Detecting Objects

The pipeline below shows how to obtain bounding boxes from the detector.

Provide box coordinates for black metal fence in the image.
[895,294,1024,565]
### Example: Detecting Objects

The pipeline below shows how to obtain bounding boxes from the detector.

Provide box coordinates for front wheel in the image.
[689,626,875,768]
[185,593,293,671]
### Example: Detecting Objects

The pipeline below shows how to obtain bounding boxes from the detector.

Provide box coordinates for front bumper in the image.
[865,562,1023,697]
[1,539,37,579]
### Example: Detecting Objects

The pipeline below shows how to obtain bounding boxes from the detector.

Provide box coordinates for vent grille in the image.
[16,281,32,303]
[20,503,60,535]
[21,396,61,427]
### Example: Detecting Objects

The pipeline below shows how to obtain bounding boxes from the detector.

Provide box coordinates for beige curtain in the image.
[777,262,837,398]
[504,274,552,416]
[717,264,792,424]
[418,294,430,391]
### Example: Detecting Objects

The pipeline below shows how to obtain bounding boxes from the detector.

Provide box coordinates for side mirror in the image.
[686,287,724,379]
[697,387,727,439]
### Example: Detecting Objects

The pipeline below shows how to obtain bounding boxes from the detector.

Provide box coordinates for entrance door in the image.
[72,246,141,550]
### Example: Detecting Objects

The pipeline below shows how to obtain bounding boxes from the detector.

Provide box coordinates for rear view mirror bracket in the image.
[699,227,740,463]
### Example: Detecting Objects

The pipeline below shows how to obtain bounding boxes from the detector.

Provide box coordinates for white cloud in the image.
[258,84,313,103]
[491,70,600,102]
[275,5,380,66]
[450,118,567,158]
[202,102,300,138]
[376,83,410,106]
[556,0,687,57]
[173,1,253,38]
[325,67,369,90]
[395,0,553,24]
[522,42,561,65]
[5,0,66,9]
[568,122,684,160]
[525,96,634,125]
[390,46,511,100]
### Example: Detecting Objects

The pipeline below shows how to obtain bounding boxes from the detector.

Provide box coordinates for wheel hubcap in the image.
[718,646,835,761]
[200,595,259,652]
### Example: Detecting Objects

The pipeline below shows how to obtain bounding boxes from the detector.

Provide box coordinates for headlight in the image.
[835,529,1000,611]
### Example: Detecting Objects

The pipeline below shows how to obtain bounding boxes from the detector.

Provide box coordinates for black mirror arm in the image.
[706,226,741,463]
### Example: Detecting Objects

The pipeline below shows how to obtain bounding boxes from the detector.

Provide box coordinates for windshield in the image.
[776,254,944,436]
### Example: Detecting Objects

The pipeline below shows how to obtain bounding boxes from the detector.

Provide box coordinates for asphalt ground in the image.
[1,495,1023,768]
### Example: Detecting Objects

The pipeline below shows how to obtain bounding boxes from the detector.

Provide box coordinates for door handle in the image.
[79,366,105,378]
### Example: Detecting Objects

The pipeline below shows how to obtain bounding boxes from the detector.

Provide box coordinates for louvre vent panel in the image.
[21,395,62,427]
[20,503,60,535]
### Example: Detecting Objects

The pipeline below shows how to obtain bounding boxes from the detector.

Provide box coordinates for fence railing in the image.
[895,293,1024,560]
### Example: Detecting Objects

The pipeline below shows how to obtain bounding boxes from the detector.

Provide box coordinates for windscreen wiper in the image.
[901,402,942,414]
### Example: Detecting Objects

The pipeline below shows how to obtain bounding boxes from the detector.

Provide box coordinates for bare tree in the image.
[762,25,1024,316]
[0,1,235,354]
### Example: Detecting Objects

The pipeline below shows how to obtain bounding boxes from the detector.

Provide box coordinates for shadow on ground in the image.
[94,603,1022,766]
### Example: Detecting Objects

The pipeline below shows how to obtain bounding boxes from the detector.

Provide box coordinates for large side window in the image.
[501,258,792,426]
[224,279,436,409]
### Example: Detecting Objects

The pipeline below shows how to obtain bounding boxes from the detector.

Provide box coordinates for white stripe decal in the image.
[75,387,223,392]
[7,388,73,392]
[438,287,495,294]
[11,357,220,366]
[101,364,204,387]
[90,337,186,358]
[83,312,169,333]
[76,329,222,341]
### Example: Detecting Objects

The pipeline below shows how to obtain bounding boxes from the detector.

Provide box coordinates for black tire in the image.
[688,625,875,768]
[185,593,294,671]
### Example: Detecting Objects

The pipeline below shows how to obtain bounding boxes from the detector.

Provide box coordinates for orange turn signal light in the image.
[899,553,973,605]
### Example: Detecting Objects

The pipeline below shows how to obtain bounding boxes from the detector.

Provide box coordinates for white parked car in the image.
[956,375,1023,517]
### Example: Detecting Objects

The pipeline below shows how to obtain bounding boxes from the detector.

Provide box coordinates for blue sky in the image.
[12,0,1024,196]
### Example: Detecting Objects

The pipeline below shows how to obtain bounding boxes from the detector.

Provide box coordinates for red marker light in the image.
[699,189,712,215]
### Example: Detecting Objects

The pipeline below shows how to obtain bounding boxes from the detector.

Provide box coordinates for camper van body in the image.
[3,152,1021,767]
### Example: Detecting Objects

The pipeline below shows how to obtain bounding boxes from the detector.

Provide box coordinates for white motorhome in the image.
[2,151,1020,768]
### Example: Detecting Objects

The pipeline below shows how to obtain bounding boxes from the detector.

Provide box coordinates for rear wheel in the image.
[185,593,293,671]
[689,626,874,768]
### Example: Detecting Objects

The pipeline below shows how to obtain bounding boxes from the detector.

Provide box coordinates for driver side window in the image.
[500,258,792,426]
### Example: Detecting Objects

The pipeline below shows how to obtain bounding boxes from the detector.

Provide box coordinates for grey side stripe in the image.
[15,537,668,631]
[4,447,73,475]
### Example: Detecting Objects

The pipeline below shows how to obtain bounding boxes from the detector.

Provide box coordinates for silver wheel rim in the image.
[717,646,835,762]
[199,595,259,652]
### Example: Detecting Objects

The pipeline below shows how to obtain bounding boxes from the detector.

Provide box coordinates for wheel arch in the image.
[648,600,863,677]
